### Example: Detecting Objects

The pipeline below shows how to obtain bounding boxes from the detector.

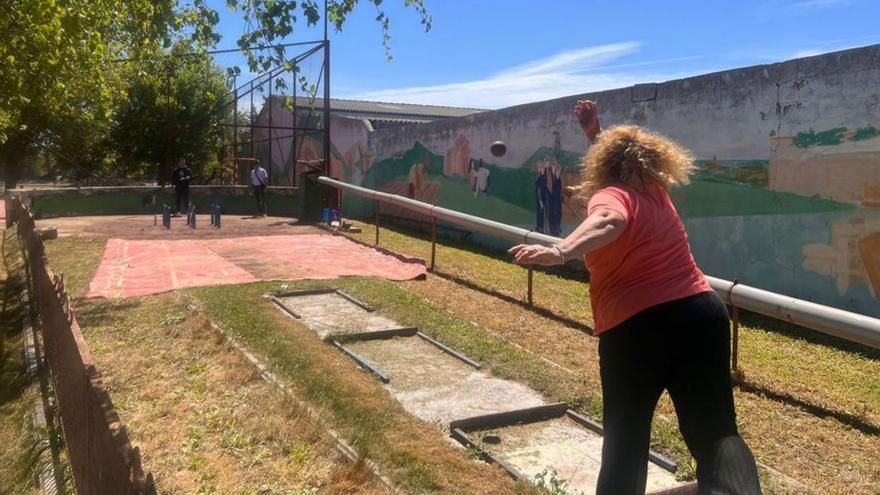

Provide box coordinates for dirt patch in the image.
[346,336,547,426]
[475,416,681,494]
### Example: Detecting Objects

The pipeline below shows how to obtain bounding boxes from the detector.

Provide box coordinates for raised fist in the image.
[573,100,600,144]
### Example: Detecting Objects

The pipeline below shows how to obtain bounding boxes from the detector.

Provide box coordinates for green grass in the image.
[40,230,880,492]
[192,277,696,481]
[0,230,40,494]
[340,219,880,425]
[186,281,536,493]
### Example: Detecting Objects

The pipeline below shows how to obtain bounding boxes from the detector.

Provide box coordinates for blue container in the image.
[321,208,330,223]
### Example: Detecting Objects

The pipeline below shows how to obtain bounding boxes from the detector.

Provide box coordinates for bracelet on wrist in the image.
[553,245,566,262]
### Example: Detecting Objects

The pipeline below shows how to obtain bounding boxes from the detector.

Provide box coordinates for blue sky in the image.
[208,0,880,109]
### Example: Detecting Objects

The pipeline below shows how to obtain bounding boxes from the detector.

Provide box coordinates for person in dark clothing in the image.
[171,159,193,214]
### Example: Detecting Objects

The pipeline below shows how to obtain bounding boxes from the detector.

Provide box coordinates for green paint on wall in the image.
[360,141,541,211]
[851,126,880,142]
[433,175,534,225]
[671,178,856,218]
[793,127,848,147]
[694,159,769,188]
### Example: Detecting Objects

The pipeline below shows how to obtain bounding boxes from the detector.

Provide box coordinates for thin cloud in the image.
[345,42,693,109]
[790,0,849,9]
[754,0,851,20]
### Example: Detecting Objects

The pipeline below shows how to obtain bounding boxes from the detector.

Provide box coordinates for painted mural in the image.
[256,45,880,318]
[327,122,880,318]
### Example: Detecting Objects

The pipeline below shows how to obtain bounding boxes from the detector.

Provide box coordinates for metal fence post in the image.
[430,217,437,272]
[374,200,380,245]
[732,305,740,373]
[527,267,534,306]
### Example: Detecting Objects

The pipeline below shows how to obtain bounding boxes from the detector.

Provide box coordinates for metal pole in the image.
[322,0,332,180]
[732,306,740,372]
[162,64,172,185]
[431,217,437,272]
[292,65,298,187]
[316,175,880,350]
[374,200,380,245]
[250,81,255,159]
[527,268,534,306]
[268,74,273,185]
[233,77,238,184]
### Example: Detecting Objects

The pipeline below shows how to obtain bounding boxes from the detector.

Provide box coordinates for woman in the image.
[509,100,761,495]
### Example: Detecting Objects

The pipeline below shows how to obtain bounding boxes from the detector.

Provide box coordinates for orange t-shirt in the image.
[585,184,712,334]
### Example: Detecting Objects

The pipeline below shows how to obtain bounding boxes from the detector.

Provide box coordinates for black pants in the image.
[253,185,267,215]
[597,292,761,495]
[175,187,189,213]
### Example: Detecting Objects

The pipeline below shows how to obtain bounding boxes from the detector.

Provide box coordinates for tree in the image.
[110,45,229,183]
[0,0,176,187]
[0,0,431,188]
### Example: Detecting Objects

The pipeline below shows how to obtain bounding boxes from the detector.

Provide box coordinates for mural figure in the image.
[444,134,471,177]
[535,136,565,236]
[408,162,425,199]
[536,161,548,233]
[472,158,490,198]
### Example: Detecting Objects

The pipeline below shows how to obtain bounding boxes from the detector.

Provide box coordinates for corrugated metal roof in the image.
[280,95,486,119]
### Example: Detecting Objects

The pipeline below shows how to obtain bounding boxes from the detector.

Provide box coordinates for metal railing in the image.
[317,176,880,357]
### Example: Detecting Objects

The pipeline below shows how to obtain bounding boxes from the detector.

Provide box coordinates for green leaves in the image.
[0,0,432,186]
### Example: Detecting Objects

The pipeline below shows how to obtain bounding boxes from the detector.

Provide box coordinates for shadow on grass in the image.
[738,311,880,361]
[733,376,880,436]
[0,242,29,409]
[73,298,146,327]
[429,269,595,335]
[369,219,880,358]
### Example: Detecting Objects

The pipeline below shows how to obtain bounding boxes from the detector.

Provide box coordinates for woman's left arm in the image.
[509,208,627,266]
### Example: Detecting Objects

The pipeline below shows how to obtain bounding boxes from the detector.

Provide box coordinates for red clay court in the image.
[35,215,426,298]
[87,234,425,298]
[87,234,425,297]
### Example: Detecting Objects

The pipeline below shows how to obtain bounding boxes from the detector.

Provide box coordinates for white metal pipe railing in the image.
[318,176,880,350]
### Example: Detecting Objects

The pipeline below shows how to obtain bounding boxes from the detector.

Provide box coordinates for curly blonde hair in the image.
[572,125,695,196]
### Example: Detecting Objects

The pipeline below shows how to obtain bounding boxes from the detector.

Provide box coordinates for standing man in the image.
[171,158,192,215]
[251,160,269,217]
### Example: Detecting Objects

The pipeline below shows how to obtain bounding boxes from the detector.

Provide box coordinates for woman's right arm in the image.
[573,100,601,144]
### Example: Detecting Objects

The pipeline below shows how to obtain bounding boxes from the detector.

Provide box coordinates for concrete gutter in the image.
[317,176,880,350]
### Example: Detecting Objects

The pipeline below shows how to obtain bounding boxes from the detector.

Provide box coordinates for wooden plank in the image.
[332,341,390,383]
[416,331,481,369]
[270,296,301,319]
[449,428,527,482]
[335,290,374,311]
[647,482,698,495]
[449,402,569,432]
[272,287,339,298]
[334,327,419,343]
[566,410,679,473]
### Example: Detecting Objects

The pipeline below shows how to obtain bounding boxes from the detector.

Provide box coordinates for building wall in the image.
[261,45,880,316]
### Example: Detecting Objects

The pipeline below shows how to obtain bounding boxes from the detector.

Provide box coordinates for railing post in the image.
[374,200,380,246]
[430,216,437,272]
[527,267,534,306]
[731,305,740,373]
